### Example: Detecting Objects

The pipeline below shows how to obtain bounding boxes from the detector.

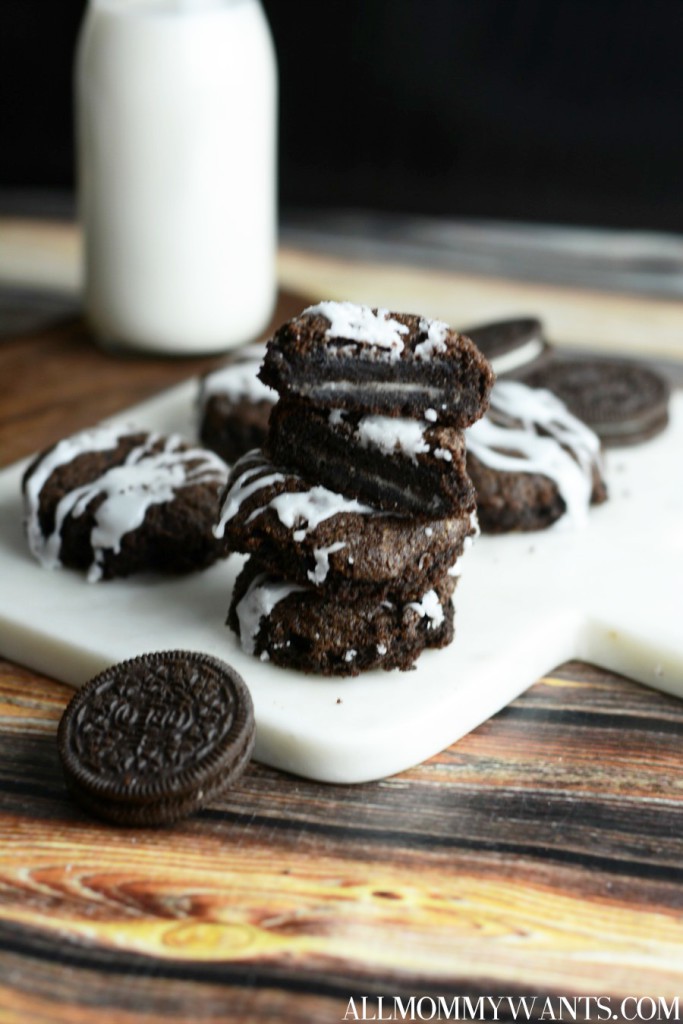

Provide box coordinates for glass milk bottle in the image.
[76,0,277,355]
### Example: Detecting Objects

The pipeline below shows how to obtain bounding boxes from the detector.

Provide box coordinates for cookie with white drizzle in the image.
[266,400,475,517]
[23,426,230,581]
[466,380,607,534]
[227,557,456,676]
[198,343,276,463]
[214,449,477,598]
[259,301,494,427]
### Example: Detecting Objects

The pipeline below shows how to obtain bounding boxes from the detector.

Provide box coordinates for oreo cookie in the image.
[22,426,229,581]
[198,343,276,463]
[523,358,670,447]
[259,301,494,427]
[461,317,549,377]
[229,558,456,676]
[58,651,255,826]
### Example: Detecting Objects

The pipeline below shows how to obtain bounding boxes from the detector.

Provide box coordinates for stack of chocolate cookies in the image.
[215,301,494,676]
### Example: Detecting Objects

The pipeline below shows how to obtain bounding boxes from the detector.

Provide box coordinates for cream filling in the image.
[304,380,447,403]
[490,338,545,376]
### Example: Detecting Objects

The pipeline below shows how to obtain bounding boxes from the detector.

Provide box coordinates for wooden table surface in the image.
[1,226,683,1022]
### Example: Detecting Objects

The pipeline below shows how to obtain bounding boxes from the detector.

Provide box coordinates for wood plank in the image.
[277,247,683,361]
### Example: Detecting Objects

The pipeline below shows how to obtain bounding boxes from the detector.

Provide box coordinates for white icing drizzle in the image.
[434,448,453,462]
[25,426,228,581]
[214,459,285,537]
[355,415,431,462]
[214,452,375,541]
[406,590,444,629]
[235,573,304,656]
[304,300,408,360]
[328,409,346,426]
[344,649,357,662]
[467,380,602,529]
[425,408,438,422]
[307,541,347,584]
[25,424,124,564]
[415,317,449,359]
[264,487,373,534]
[376,643,388,656]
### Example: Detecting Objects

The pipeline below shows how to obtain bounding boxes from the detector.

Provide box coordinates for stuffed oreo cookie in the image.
[229,561,456,676]
[266,402,474,518]
[259,301,493,426]
[216,449,476,599]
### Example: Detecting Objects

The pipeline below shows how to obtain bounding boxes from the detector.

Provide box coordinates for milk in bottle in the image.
[76,0,277,354]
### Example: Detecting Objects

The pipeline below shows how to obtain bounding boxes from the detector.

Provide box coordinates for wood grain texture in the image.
[1,280,683,1021]
[2,664,683,1021]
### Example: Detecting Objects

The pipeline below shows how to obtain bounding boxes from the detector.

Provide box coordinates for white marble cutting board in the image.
[1,383,681,783]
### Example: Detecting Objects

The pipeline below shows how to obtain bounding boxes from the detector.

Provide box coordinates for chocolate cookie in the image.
[259,301,494,427]
[466,380,607,533]
[214,449,477,596]
[462,317,550,377]
[198,343,276,463]
[523,357,670,447]
[228,558,456,676]
[266,400,475,517]
[23,426,229,580]
[58,651,255,826]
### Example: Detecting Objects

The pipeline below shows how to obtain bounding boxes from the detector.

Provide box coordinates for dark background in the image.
[1,0,682,231]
